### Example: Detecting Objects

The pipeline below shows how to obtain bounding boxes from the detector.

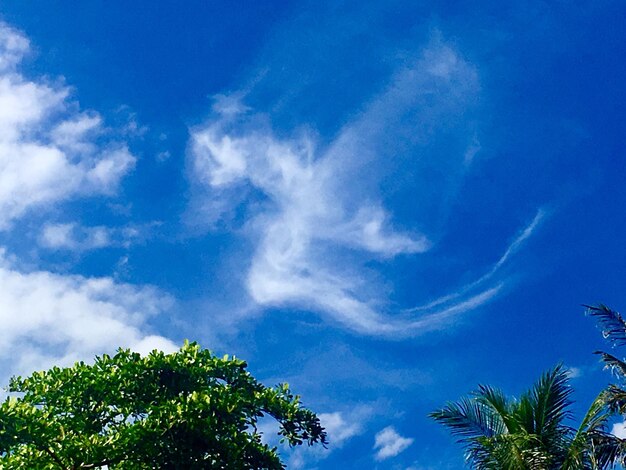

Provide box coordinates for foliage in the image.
[431,364,622,469]
[588,305,626,417]
[587,304,626,461]
[0,341,327,469]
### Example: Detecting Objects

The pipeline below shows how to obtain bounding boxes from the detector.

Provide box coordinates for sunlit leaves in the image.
[0,341,326,469]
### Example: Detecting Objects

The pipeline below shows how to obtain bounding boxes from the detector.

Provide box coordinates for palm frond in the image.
[473,385,512,434]
[530,364,573,436]
[563,391,617,469]
[431,361,625,469]
[587,304,626,347]
[514,393,537,435]
[595,351,626,379]
[585,431,626,469]
[577,391,612,435]
[602,384,626,415]
[468,432,549,470]
[429,395,505,442]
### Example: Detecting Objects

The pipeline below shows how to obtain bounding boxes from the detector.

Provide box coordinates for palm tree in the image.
[431,364,621,469]
[588,305,626,439]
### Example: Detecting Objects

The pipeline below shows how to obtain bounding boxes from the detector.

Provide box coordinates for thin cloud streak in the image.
[406,209,546,313]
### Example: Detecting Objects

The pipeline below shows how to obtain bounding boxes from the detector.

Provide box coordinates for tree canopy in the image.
[0,341,327,469]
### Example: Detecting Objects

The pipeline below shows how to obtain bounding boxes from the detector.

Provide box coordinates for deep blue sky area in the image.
[1,1,626,468]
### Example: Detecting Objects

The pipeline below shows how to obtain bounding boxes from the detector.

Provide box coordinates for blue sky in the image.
[1,1,625,467]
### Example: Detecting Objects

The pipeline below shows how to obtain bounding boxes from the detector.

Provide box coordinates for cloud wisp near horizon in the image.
[188,36,545,337]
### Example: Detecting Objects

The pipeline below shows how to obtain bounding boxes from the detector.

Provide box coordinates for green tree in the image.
[0,341,327,469]
[431,364,621,469]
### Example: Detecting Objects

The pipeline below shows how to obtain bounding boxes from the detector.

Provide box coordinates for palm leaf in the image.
[587,304,626,347]
[563,391,617,469]
[602,385,626,415]
[514,393,537,436]
[469,432,550,470]
[578,391,612,435]
[583,431,626,469]
[531,364,573,436]
[595,351,626,379]
[430,395,505,442]
[474,385,513,434]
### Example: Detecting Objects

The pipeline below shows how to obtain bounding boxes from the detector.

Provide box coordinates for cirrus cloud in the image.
[189,35,543,336]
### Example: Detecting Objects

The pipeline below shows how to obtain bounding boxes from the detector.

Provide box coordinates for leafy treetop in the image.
[0,341,327,469]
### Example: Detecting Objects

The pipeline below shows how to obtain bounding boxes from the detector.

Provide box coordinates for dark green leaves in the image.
[0,341,326,469]
[587,305,626,347]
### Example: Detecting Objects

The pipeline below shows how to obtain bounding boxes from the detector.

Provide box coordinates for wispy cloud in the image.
[38,222,156,252]
[373,426,414,461]
[0,22,135,230]
[566,366,582,379]
[189,105,426,333]
[401,209,545,331]
[39,223,112,251]
[189,34,543,336]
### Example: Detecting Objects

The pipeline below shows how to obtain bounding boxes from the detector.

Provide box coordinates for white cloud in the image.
[0,21,176,382]
[373,426,414,461]
[39,222,152,251]
[40,223,111,250]
[0,23,29,71]
[211,93,250,117]
[50,113,102,153]
[189,40,478,335]
[566,366,582,379]
[0,249,177,381]
[132,335,178,356]
[0,22,135,230]
[40,222,76,248]
[285,408,369,469]
[156,150,171,162]
[189,36,543,335]
[318,411,364,447]
[612,421,626,439]
[190,116,426,335]
[402,209,545,331]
